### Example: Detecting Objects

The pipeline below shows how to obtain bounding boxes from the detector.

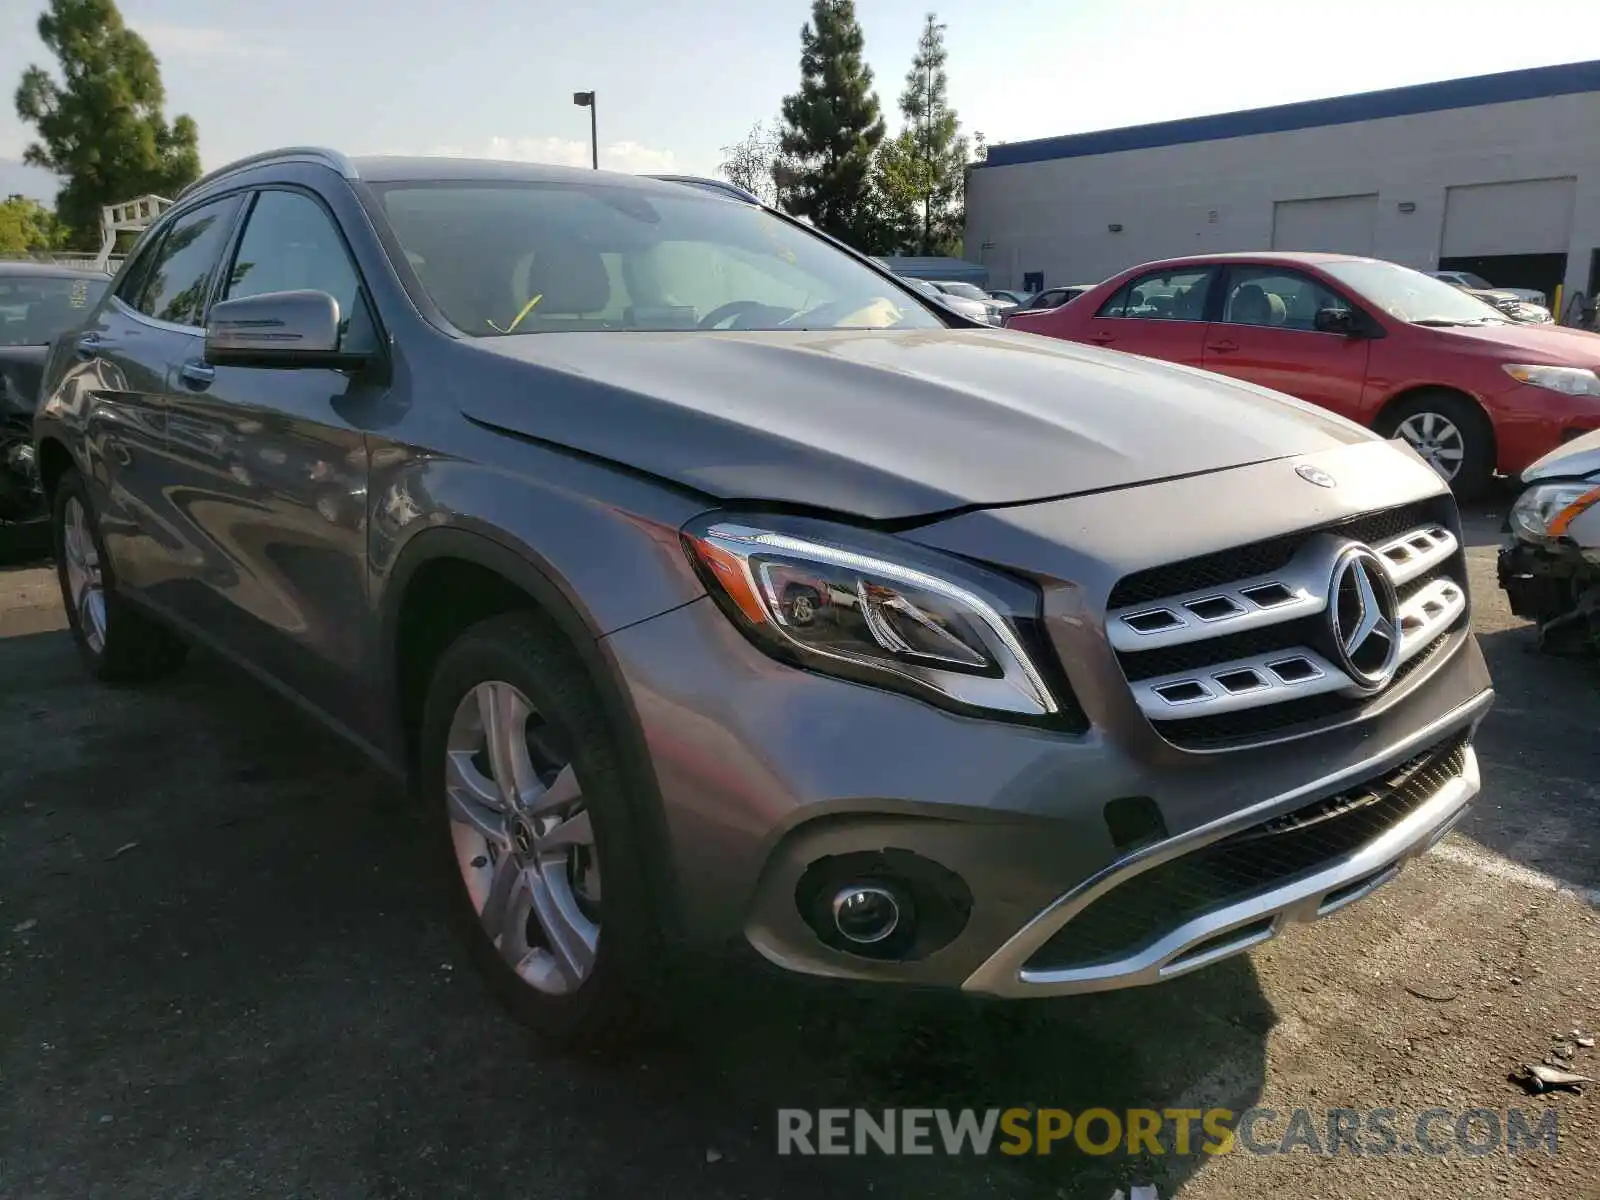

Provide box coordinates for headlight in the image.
[682,520,1063,719]
[1510,480,1600,540]
[1503,364,1600,396]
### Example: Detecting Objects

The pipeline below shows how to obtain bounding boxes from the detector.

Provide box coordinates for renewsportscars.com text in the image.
[776,1107,1559,1158]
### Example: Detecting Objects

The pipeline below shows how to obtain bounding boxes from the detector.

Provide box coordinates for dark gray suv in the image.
[34,148,1493,1048]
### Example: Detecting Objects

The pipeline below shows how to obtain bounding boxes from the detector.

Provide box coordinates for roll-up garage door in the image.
[1441,178,1576,257]
[1271,194,1378,256]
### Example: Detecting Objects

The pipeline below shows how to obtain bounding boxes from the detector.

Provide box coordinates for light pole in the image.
[573,91,597,169]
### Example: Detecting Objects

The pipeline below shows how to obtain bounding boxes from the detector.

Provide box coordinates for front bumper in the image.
[602,588,1493,992]
[1498,536,1590,622]
[600,441,1492,995]
[963,713,1482,997]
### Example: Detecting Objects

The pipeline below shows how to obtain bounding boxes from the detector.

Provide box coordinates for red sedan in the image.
[1004,252,1600,498]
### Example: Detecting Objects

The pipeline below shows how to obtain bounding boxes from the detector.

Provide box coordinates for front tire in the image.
[51,467,187,682]
[419,612,655,1050]
[1378,391,1495,502]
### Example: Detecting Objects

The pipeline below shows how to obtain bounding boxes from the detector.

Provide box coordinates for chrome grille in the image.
[1108,501,1466,749]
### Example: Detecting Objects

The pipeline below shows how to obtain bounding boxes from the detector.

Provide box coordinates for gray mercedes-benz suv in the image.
[34,149,1492,1047]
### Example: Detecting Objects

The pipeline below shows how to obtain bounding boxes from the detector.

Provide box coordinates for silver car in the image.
[35,149,1492,1048]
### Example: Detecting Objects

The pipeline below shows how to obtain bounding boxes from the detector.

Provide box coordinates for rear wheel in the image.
[1377,391,1494,501]
[51,467,187,682]
[419,612,654,1050]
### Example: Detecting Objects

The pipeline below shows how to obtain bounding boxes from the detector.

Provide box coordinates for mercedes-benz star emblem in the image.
[1295,464,1337,488]
[1326,544,1402,691]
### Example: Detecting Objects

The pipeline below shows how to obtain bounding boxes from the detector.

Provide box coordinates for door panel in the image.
[69,196,245,598]
[1078,266,1214,366]
[159,188,382,721]
[1201,266,1370,421]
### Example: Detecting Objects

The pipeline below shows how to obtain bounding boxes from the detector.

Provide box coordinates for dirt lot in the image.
[2,508,1598,1200]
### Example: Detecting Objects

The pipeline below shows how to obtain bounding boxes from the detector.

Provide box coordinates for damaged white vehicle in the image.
[1499,429,1600,654]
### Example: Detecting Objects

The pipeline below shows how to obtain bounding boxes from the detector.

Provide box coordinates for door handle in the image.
[1207,340,1240,353]
[1089,332,1116,344]
[179,360,216,389]
[74,332,102,360]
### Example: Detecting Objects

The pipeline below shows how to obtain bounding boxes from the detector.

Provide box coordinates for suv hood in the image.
[460,328,1378,521]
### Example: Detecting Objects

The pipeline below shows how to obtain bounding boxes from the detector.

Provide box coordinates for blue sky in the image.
[4,0,1600,201]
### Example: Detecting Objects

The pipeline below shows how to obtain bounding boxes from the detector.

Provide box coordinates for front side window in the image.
[224,190,376,353]
[0,274,108,346]
[131,196,243,326]
[373,181,943,336]
[1096,267,1213,321]
[1220,267,1351,332]
[1322,259,1507,326]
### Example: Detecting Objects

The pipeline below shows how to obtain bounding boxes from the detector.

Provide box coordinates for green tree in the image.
[775,0,887,249]
[14,0,201,249]
[0,194,61,254]
[883,13,968,256]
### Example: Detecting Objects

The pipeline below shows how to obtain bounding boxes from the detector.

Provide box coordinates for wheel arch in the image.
[34,434,77,499]
[381,524,685,937]
[1374,384,1496,446]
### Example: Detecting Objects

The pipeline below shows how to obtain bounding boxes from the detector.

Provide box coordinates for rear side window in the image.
[114,231,166,311]
[1097,267,1213,321]
[131,196,244,326]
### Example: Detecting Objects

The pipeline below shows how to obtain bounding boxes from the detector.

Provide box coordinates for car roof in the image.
[646,174,761,204]
[1117,250,1377,274]
[349,156,710,197]
[0,260,110,280]
[182,147,762,208]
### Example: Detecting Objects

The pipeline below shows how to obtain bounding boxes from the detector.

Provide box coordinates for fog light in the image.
[830,884,902,945]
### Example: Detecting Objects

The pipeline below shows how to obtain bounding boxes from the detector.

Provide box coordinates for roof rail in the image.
[177,146,358,200]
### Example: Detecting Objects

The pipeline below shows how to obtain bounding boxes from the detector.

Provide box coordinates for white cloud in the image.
[414,136,677,175]
[134,22,273,59]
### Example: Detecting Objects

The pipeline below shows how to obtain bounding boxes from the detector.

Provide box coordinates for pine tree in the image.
[775,0,886,249]
[883,13,969,256]
[14,0,201,248]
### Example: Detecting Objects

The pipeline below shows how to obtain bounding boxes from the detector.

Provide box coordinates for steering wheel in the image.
[779,299,873,329]
[698,300,794,330]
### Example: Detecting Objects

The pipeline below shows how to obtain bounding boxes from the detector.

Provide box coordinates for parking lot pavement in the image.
[2,508,1597,1200]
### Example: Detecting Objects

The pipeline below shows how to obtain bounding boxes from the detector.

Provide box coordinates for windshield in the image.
[374,181,943,336]
[0,273,107,346]
[1457,272,1495,290]
[1324,260,1508,326]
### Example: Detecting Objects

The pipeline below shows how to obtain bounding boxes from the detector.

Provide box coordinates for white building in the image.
[967,60,1600,317]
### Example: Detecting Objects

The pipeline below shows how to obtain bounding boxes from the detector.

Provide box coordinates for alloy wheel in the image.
[1394,412,1465,481]
[444,680,601,995]
[62,495,107,653]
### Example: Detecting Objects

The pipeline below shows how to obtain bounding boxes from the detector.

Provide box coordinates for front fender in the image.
[369,449,713,941]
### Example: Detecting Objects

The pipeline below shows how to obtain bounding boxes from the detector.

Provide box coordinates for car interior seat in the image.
[519,242,612,328]
[1228,283,1272,326]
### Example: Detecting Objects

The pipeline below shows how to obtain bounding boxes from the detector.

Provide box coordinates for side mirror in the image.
[205,290,362,369]
[1313,307,1357,336]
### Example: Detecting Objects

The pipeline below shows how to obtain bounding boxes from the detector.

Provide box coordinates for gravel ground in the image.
[1,506,1597,1200]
